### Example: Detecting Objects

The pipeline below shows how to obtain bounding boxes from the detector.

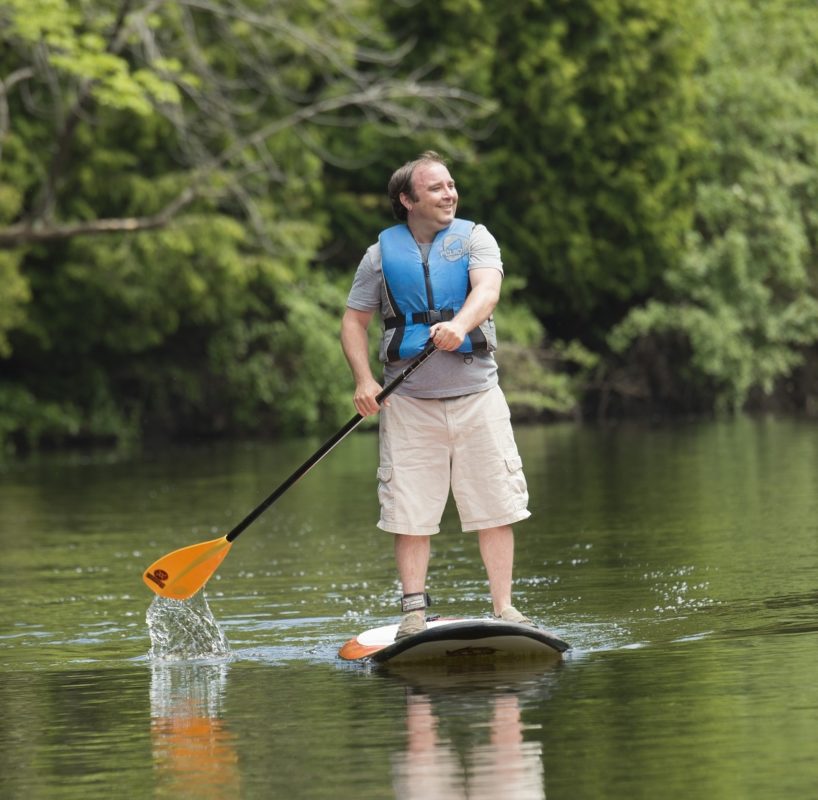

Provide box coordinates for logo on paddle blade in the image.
[145,568,169,588]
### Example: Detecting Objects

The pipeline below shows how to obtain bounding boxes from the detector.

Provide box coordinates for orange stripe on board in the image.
[338,639,383,661]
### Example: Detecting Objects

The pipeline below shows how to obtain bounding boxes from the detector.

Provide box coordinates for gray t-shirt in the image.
[346,223,503,398]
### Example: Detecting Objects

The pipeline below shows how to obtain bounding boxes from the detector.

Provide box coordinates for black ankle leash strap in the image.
[401,592,431,612]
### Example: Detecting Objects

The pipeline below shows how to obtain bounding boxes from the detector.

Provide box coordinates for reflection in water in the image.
[388,664,555,799]
[150,662,239,800]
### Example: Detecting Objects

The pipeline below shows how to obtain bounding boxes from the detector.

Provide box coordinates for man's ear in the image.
[399,192,413,213]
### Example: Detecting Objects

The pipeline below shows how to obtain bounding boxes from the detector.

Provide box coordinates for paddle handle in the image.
[225,341,437,542]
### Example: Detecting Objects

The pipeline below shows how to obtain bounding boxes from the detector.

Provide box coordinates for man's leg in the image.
[478,525,515,614]
[478,525,531,623]
[395,533,431,594]
[395,533,431,638]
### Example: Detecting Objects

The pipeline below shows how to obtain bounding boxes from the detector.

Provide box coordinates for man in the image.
[341,151,532,639]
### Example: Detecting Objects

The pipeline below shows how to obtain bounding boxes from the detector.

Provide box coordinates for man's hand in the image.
[429,320,468,351]
[354,376,386,417]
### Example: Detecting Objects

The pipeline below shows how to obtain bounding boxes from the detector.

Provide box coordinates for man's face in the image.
[401,161,458,236]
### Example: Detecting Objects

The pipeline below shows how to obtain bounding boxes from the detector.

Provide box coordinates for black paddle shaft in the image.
[225,340,437,542]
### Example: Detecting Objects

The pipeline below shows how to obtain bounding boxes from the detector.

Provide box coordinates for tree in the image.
[0,0,490,247]
[334,0,702,418]
[461,0,704,339]
[607,0,818,414]
[0,0,492,447]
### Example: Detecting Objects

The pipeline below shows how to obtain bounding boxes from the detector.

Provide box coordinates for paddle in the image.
[143,340,437,600]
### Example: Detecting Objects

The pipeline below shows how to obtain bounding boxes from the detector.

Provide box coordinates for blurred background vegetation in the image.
[1,0,818,452]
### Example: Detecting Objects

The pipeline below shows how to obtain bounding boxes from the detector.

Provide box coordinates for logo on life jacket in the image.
[440,233,468,261]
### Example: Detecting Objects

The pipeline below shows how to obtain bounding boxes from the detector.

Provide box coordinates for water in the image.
[1,417,817,798]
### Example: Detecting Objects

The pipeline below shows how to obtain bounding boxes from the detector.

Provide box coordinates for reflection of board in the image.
[338,618,570,664]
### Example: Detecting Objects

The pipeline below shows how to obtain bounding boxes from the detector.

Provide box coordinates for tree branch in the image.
[0,187,196,246]
[0,0,493,249]
[0,67,34,164]
[32,0,137,222]
[0,81,489,248]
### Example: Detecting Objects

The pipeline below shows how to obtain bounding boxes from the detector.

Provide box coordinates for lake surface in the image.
[1,417,817,798]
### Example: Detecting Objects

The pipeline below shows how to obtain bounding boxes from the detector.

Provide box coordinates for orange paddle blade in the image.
[143,536,233,600]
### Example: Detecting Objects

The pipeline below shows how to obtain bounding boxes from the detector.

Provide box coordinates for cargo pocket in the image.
[377,466,395,520]
[504,454,529,510]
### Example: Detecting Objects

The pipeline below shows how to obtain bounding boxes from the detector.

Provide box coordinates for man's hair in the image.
[387,150,448,221]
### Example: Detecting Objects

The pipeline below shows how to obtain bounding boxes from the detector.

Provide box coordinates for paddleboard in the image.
[338,617,570,664]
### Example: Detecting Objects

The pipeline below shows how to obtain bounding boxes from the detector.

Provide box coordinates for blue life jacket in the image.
[379,219,495,362]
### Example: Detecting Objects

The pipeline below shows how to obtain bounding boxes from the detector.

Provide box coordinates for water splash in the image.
[146,592,230,660]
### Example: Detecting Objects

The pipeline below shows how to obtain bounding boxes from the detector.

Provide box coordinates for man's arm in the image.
[429,267,501,351]
[341,307,384,416]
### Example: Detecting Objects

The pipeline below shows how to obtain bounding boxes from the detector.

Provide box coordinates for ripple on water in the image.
[146,592,230,660]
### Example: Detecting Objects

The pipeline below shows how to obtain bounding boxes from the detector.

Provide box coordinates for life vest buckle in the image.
[423,308,455,324]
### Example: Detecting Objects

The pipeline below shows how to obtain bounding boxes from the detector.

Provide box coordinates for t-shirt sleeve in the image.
[346,244,382,311]
[469,224,503,274]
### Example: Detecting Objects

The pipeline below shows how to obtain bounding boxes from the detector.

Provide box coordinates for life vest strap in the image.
[384,308,456,330]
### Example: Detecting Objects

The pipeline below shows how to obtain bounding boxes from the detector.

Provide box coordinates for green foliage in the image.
[2,0,184,114]
[461,0,704,330]
[499,338,599,420]
[0,0,440,448]
[6,213,355,446]
[493,277,597,418]
[609,0,818,412]
[240,277,354,433]
[0,251,28,357]
[2,0,818,449]
[0,384,82,451]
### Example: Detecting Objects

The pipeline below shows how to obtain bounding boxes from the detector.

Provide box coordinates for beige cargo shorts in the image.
[376,385,531,534]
